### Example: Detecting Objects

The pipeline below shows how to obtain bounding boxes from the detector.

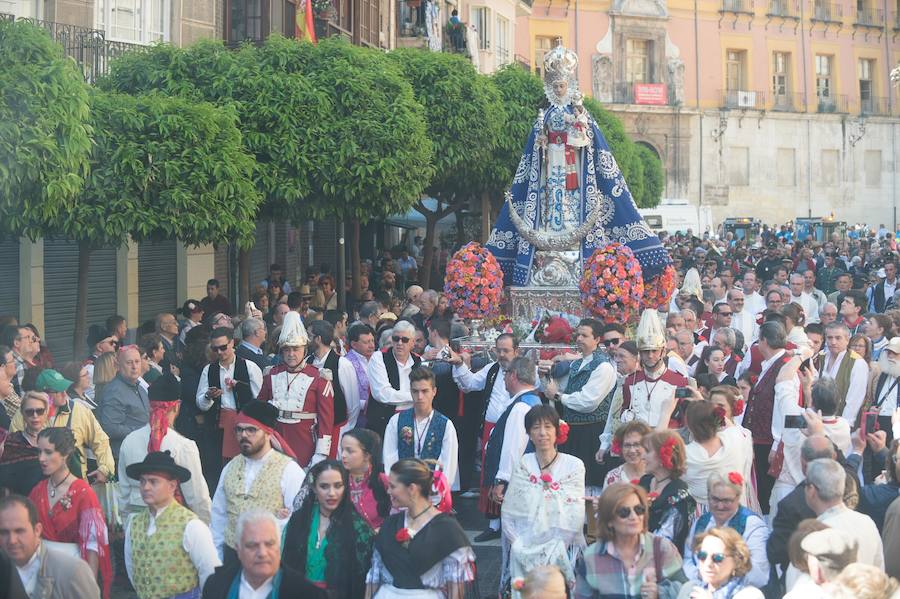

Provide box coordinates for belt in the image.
[278,410,316,420]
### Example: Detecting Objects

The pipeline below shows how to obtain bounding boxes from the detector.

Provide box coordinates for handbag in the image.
[767,440,785,478]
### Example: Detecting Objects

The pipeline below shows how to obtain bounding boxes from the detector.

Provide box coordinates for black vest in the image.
[307,350,348,425]
[366,350,421,438]
[874,281,895,313]
[207,357,253,420]
[479,362,503,426]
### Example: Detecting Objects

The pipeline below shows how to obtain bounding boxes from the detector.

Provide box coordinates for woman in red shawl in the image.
[28,427,112,598]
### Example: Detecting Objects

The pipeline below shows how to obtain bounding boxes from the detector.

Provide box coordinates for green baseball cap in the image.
[35,369,73,393]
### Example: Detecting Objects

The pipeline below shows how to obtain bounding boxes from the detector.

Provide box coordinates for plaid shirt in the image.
[574,533,684,599]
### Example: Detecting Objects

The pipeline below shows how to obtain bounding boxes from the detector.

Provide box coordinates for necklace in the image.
[651,475,671,493]
[538,451,559,471]
[407,503,432,525]
[49,472,71,498]
[414,412,434,456]
[315,510,330,549]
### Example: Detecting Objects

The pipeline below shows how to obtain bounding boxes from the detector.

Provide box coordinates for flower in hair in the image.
[728,471,744,486]
[610,439,622,456]
[732,398,745,417]
[557,420,570,445]
[658,437,677,471]
[713,405,727,428]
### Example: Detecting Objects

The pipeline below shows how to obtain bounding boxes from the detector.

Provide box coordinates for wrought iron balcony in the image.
[815,93,848,113]
[770,91,805,111]
[722,89,767,110]
[860,96,890,115]
[721,0,754,12]
[854,6,884,26]
[810,1,842,21]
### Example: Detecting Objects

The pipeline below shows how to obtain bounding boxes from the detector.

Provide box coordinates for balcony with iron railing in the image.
[810,1,843,21]
[767,0,798,17]
[721,0,755,12]
[721,89,767,110]
[815,93,848,113]
[854,6,884,26]
[1,12,147,83]
[860,96,890,115]
[770,91,805,111]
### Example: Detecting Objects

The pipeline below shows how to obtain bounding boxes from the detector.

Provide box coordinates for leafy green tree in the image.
[635,143,664,208]
[52,90,260,354]
[389,49,505,287]
[0,19,91,236]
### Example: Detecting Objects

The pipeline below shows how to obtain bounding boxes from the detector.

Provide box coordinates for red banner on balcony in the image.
[634,83,668,105]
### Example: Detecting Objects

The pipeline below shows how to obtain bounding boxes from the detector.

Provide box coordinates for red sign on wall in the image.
[633,83,668,105]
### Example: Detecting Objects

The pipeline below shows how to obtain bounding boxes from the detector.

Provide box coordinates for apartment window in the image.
[534,36,556,77]
[815,55,832,100]
[859,58,874,110]
[97,0,170,43]
[496,16,510,65]
[726,50,747,91]
[472,7,491,50]
[226,0,263,42]
[728,147,750,186]
[0,0,41,18]
[626,39,651,84]
[772,52,790,99]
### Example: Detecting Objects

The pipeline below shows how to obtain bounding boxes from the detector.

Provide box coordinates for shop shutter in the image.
[0,239,20,320]
[138,240,178,323]
[43,240,118,363]
[248,224,270,291]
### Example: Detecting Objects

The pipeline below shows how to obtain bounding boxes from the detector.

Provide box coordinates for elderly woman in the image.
[603,420,651,490]
[640,431,695,552]
[682,472,769,588]
[0,391,49,495]
[677,528,764,599]
[575,483,685,599]
[502,404,585,597]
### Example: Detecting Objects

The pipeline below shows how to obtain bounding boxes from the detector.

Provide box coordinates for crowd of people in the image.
[1,224,900,598]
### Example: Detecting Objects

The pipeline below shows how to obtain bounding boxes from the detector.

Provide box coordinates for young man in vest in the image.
[196,327,263,469]
[118,374,212,525]
[343,322,377,429]
[742,321,800,514]
[366,319,421,438]
[485,356,542,507]
[124,451,220,599]
[544,318,617,494]
[256,312,334,467]
[449,332,518,541]
[815,321,869,424]
[305,319,353,449]
[383,365,459,489]
[210,401,304,567]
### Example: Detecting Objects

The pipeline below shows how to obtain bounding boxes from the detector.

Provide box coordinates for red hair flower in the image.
[713,405,727,427]
[610,439,622,456]
[728,472,744,486]
[732,398,745,417]
[557,420,570,445]
[658,437,677,471]
[395,528,412,544]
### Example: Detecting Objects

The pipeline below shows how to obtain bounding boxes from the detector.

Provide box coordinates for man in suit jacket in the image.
[96,345,150,460]
[0,495,99,599]
[235,317,269,372]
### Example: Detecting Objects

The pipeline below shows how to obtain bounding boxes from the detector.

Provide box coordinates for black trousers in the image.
[754,443,776,515]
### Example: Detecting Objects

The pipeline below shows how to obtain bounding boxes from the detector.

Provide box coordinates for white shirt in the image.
[790,292,820,324]
[16,545,41,596]
[383,409,460,490]
[731,310,758,352]
[210,449,305,559]
[757,349,801,450]
[821,349,870,424]
[116,424,212,524]
[124,503,221,589]
[744,291,767,315]
[239,574,275,599]
[818,504,885,570]
[453,361,511,423]
[310,351,360,430]
[556,356,617,415]
[197,358,263,412]
[495,390,537,483]
[875,374,900,416]
[778,416,851,488]
[367,350,415,412]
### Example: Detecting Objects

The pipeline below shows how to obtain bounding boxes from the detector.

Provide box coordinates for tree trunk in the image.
[350,219,361,304]
[73,241,92,359]
[238,247,250,310]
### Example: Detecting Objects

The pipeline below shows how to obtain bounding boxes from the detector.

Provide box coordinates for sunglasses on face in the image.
[603,338,623,347]
[717,311,733,317]
[392,336,411,344]
[696,551,728,564]
[615,505,646,519]
[23,408,46,417]
[211,344,230,353]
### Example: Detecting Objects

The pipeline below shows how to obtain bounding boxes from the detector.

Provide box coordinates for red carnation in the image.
[557,420,570,445]
[610,439,622,456]
[728,472,744,486]
[395,528,411,543]
[733,398,745,417]
[540,473,553,483]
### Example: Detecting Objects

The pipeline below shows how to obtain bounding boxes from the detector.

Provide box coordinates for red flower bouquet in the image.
[443,242,504,320]
[579,243,644,324]
[641,264,677,311]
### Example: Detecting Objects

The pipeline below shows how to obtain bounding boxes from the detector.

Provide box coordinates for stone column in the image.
[19,239,44,334]
[178,243,216,305]
[117,239,139,328]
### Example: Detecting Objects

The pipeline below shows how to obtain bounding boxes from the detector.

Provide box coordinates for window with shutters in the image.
[815,55,832,100]
[858,58,874,112]
[97,0,170,43]
[0,0,41,18]
[472,7,490,50]
[772,52,789,97]
[726,50,746,91]
[496,16,510,65]
[626,39,651,84]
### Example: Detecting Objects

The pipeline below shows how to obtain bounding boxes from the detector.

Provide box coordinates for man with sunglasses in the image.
[197,328,263,466]
[257,312,334,467]
[366,319,421,439]
[83,323,119,404]
[699,303,734,347]
[1,325,38,395]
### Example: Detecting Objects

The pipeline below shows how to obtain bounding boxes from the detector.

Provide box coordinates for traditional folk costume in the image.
[815,347,869,423]
[483,389,542,494]
[306,348,355,448]
[343,348,371,429]
[196,351,263,461]
[0,430,43,496]
[367,512,477,598]
[349,469,391,531]
[453,359,509,517]
[30,477,113,598]
[256,312,334,467]
[550,350,617,489]
[367,348,421,439]
[209,403,305,565]
[501,453,586,597]
[118,374,211,524]
[639,473,695,553]
[124,452,220,599]
[384,407,460,490]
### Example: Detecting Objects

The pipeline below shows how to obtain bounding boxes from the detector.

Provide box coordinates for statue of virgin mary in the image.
[486,44,670,288]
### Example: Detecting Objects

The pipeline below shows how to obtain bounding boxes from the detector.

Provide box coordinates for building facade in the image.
[516,0,900,227]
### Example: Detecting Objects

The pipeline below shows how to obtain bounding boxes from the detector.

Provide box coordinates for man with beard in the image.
[209,401,304,568]
[869,337,900,443]
[257,312,334,467]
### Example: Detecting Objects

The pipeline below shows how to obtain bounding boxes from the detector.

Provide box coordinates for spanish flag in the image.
[296,0,317,43]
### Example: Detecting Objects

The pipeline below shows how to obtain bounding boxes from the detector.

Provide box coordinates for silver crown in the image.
[543,45,579,84]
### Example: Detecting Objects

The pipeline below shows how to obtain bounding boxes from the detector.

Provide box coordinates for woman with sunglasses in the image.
[676,527,763,599]
[575,482,685,599]
[501,404,585,597]
[640,431,695,554]
[681,472,769,588]
[0,391,49,495]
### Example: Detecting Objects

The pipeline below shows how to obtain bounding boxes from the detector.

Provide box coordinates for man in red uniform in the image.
[257,311,333,467]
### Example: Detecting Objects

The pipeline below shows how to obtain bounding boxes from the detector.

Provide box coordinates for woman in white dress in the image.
[501,404,585,598]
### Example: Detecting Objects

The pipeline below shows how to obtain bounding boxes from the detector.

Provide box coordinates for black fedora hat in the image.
[125,450,191,483]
